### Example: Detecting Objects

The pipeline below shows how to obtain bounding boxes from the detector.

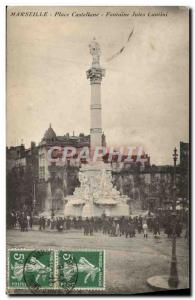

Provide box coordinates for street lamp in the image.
[32,178,38,215]
[168,147,179,288]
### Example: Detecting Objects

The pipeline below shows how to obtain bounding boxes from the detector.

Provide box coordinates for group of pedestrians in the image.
[8,209,187,240]
[39,214,184,240]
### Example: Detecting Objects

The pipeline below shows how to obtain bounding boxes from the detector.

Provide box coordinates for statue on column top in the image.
[89,37,101,67]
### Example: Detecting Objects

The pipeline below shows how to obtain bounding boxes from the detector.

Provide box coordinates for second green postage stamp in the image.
[58,250,105,290]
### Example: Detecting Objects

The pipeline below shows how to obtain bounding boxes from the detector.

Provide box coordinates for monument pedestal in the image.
[82,202,94,218]
[64,161,129,218]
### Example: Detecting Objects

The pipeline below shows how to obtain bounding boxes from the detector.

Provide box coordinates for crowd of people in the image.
[7,210,33,231]
[7,209,188,240]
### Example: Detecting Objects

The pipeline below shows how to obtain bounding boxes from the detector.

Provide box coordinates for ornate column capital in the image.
[86,67,105,84]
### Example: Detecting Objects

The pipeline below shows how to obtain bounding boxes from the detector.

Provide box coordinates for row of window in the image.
[39,166,45,179]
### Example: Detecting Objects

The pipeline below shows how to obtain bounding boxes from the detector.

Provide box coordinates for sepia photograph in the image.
[6,6,190,295]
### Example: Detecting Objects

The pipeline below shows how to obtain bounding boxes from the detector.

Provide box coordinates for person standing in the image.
[129,221,133,238]
[125,220,130,238]
[143,221,148,238]
[102,218,107,234]
[42,217,46,230]
[153,219,160,238]
[29,215,33,230]
[89,217,94,236]
[116,221,120,237]
[175,220,182,237]
[24,214,28,232]
[47,218,51,228]
[39,217,42,231]
[27,215,30,230]
[84,218,89,236]
[137,221,142,234]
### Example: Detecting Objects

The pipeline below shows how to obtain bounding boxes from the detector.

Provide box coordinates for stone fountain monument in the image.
[64,38,130,218]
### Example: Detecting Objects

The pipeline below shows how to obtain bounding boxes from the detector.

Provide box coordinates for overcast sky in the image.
[7,6,189,165]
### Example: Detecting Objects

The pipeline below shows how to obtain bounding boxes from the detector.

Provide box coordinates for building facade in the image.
[6,130,189,216]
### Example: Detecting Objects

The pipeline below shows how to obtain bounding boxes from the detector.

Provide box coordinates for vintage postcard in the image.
[6,6,190,295]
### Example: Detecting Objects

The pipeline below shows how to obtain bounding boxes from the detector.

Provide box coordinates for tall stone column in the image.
[86,38,105,152]
[64,39,130,218]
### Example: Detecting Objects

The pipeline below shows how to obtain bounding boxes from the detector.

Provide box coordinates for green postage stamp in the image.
[58,250,104,289]
[8,250,54,290]
[7,249,105,293]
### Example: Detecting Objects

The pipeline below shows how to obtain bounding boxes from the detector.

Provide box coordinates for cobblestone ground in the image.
[7,228,189,295]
